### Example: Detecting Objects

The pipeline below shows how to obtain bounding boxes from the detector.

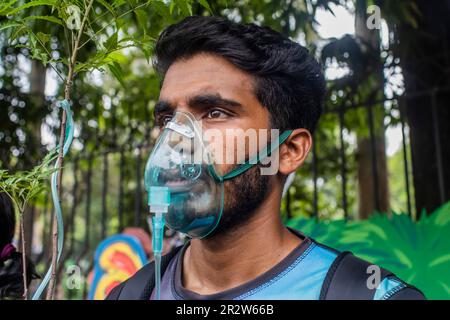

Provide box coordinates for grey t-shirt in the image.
[150,229,311,300]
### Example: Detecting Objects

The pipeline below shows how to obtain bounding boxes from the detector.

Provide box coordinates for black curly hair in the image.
[154,15,326,133]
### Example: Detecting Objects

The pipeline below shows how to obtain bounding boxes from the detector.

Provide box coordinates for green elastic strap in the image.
[220,130,293,181]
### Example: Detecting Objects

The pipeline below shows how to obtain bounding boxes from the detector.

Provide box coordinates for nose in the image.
[172,105,199,119]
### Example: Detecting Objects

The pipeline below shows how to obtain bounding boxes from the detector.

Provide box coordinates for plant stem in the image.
[78,1,151,50]
[46,208,59,300]
[20,212,28,300]
[45,0,94,300]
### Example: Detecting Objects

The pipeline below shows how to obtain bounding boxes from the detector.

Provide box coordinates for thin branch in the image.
[74,43,141,73]
[27,28,65,82]
[46,0,95,300]
[88,0,126,27]
[20,212,28,300]
[63,25,72,63]
[77,1,151,50]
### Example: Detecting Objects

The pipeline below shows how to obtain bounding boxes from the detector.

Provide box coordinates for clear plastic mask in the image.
[144,111,224,238]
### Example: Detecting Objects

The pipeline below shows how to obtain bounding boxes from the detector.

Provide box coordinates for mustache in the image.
[153,165,211,192]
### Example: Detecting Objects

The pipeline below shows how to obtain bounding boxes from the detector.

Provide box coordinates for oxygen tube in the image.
[32,100,74,300]
[147,186,170,300]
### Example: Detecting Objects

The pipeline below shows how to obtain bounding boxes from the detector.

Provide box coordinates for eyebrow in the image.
[188,93,242,109]
[154,93,242,118]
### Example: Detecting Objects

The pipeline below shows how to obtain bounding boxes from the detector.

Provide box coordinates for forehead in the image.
[159,53,257,105]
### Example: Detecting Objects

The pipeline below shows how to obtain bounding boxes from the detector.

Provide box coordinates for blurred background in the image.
[1,0,449,299]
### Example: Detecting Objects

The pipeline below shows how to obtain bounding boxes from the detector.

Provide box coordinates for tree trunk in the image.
[355,0,390,218]
[27,59,47,261]
[395,0,450,214]
[29,60,46,151]
[23,206,35,256]
[357,136,390,218]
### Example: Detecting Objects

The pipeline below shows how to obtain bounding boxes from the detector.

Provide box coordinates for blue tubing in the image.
[154,253,162,300]
[151,214,165,300]
[32,100,74,300]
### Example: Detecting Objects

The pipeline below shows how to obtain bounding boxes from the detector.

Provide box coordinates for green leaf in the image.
[287,203,450,299]
[113,0,127,6]
[36,31,50,45]
[6,0,57,16]
[134,9,148,34]
[429,254,450,268]
[23,15,64,26]
[27,30,37,48]
[391,248,413,269]
[10,24,28,41]
[104,32,118,52]
[137,35,155,62]
[197,0,212,13]
[0,20,21,32]
[169,0,176,14]
[108,61,125,89]
[174,0,193,16]
[0,0,19,15]
[25,30,50,65]
[97,0,117,17]
[150,1,170,19]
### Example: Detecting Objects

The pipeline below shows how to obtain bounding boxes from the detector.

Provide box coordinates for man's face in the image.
[155,53,274,236]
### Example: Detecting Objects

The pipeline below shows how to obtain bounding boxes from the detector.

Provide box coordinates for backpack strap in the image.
[320,251,393,300]
[106,245,183,300]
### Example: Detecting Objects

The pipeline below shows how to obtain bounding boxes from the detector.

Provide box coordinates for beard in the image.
[208,163,271,238]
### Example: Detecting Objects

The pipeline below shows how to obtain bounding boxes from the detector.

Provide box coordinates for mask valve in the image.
[181,163,202,180]
[148,186,170,300]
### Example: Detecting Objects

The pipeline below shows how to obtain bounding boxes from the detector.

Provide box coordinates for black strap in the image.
[106,245,183,300]
[107,246,424,300]
[320,251,393,300]
[388,286,426,300]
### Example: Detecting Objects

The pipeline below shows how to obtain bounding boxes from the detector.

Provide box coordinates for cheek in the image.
[205,128,274,175]
[202,112,271,170]
[215,163,235,178]
[205,130,249,172]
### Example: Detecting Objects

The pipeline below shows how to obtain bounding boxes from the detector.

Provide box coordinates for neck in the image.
[182,182,302,295]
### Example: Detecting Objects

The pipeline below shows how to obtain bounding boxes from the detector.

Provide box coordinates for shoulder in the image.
[313,241,426,300]
[105,262,155,300]
[105,245,184,300]
[105,281,126,300]
[386,285,426,300]
[373,276,426,300]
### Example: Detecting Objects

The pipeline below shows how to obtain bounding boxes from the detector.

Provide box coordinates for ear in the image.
[278,128,312,175]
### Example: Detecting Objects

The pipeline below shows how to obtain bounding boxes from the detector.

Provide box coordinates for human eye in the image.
[156,114,173,127]
[205,108,230,120]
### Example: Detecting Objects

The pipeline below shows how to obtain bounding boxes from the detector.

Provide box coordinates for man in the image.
[107,16,424,300]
